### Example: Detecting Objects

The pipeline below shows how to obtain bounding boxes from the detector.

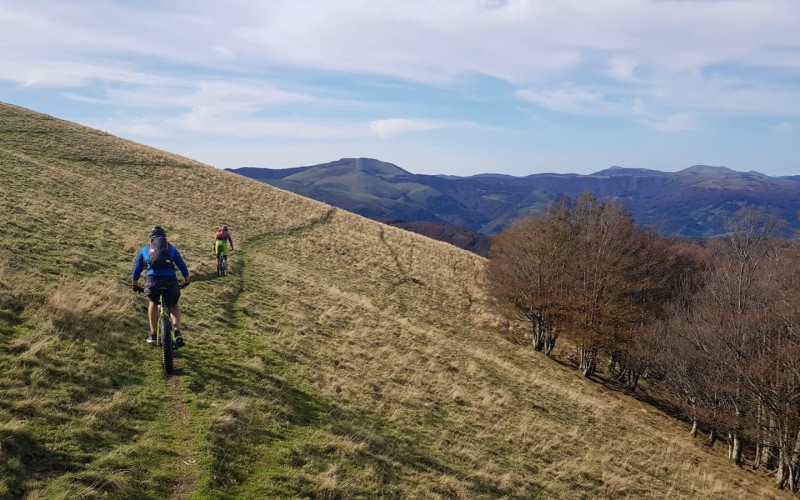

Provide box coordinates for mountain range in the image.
[229,158,800,251]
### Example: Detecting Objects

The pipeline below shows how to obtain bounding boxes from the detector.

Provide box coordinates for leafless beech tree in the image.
[487,209,572,354]
[488,192,682,381]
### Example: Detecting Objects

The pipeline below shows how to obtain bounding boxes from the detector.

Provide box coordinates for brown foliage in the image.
[488,192,687,379]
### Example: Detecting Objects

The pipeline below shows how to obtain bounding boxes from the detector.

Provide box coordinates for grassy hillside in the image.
[0,102,786,498]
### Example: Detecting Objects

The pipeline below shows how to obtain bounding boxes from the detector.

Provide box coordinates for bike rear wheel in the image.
[160,314,174,374]
[217,254,227,276]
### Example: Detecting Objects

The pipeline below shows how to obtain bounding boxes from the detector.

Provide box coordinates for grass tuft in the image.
[42,278,134,339]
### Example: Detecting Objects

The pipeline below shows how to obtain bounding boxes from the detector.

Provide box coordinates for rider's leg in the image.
[148,301,158,332]
[169,304,182,330]
[170,303,185,347]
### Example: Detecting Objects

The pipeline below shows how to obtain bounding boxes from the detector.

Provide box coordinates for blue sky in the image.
[2,0,800,177]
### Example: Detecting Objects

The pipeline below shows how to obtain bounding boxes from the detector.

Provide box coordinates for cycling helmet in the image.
[149,226,166,238]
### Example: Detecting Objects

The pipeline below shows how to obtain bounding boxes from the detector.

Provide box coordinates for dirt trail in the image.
[167,362,199,499]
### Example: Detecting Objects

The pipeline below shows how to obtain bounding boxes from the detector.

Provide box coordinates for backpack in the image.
[215,228,228,240]
[148,236,174,270]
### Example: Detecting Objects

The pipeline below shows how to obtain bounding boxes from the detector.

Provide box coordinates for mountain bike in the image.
[134,282,188,375]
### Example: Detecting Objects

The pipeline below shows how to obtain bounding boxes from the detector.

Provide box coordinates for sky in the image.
[2,0,800,177]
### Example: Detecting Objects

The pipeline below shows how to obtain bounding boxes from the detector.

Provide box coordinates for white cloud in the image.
[3,0,800,116]
[91,112,369,140]
[369,118,480,138]
[515,86,643,117]
[645,112,701,132]
[773,121,794,132]
[98,80,319,111]
[369,118,448,139]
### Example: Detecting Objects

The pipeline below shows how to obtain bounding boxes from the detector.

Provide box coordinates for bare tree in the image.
[487,210,572,354]
[489,192,685,381]
[558,193,678,378]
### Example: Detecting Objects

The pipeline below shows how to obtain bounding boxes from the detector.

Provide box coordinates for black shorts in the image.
[144,275,180,307]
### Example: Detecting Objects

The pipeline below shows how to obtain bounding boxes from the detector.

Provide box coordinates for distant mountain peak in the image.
[335,157,411,177]
[591,166,661,177]
[681,165,738,176]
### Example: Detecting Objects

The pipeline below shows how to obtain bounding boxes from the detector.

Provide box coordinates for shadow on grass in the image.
[186,341,516,496]
[1,327,159,496]
[3,430,79,496]
[190,270,227,283]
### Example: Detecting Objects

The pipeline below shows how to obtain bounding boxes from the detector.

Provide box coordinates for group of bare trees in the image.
[488,192,686,379]
[487,192,800,491]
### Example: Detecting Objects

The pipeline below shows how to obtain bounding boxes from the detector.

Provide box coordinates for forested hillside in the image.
[488,193,800,492]
[230,158,800,239]
[0,102,786,498]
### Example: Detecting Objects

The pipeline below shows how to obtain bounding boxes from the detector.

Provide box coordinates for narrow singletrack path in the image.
[167,374,199,500]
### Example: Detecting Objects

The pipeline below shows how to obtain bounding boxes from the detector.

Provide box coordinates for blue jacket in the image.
[132,242,190,280]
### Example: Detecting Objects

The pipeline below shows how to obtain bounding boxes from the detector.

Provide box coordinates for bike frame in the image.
[156,285,175,375]
[134,281,187,376]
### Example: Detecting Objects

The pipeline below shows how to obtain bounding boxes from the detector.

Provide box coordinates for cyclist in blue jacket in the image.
[132,226,190,346]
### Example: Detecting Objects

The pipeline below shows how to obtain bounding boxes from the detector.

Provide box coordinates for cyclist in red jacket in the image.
[214,224,234,264]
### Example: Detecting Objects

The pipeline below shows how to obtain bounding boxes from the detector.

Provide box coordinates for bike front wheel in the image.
[160,315,174,374]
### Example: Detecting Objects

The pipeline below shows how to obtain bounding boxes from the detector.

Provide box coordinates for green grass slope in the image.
[0,102,785,499]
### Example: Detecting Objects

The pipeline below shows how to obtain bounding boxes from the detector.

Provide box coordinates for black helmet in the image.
[149,226,166,238]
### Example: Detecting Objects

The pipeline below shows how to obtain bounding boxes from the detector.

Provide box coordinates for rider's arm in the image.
[132,246,147,284]
[172,246,190,283]
[227,233,234,250]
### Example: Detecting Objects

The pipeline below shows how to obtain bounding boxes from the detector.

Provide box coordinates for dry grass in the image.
[0,101,790,499]
[42,277,135,339]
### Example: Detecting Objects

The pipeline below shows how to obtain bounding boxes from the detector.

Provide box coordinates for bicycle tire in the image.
[217,255,223,277]
[160,314,174,374]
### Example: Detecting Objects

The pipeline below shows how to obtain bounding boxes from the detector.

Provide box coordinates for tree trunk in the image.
[544,331,557,356]
[732,431,743,467]
[726,430,744,466]
[763,444,777,471]
[762,416,778,470]
[754,440,762,470]
[728,431,734,460]
[625,370,640,391]
[778,445,789,489]
[753,405,765,470]
[532,319,544,351]
[579,345,596,378]
[788,429,800,492]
